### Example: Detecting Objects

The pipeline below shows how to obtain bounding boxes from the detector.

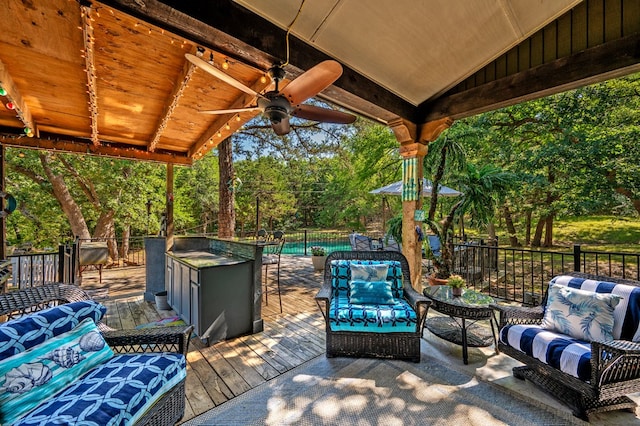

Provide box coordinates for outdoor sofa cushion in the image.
[13,352,186,426]
[541,284,621,342]
[328,260,416,332]
[0,300,107,361]
[0,318,114,425]
[500,274,640,382]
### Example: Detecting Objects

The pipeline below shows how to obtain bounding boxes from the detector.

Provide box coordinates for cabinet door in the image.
[166,257,174,308]
[190,282,200,337]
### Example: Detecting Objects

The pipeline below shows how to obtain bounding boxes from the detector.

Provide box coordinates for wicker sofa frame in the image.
[494,272,640,420]
[0,283,193,426]
[315,251,430,362]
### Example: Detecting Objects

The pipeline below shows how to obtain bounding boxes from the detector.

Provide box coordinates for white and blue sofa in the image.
[315,251,430,362]
[496,272,640,419]
[0,285,192,425]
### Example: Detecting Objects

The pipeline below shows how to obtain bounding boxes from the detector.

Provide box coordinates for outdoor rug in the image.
[184,354,582,426]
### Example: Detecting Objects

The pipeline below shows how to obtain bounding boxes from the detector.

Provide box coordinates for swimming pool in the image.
[281,240,351,256]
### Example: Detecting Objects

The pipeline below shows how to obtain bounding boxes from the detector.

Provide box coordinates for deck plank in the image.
[199,346,253,396]
[186,350,232,407]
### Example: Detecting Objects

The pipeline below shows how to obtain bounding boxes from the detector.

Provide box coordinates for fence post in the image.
[58,244,64,282]
[573,244,581,272]
[304,230,308,256]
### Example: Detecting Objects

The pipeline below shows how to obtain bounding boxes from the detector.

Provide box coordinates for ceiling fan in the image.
[185,53,357,136]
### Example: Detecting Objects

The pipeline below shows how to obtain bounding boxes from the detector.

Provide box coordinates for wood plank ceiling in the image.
[0,0,638,164]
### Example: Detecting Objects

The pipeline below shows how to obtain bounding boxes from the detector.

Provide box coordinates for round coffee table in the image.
[423,285,499,364]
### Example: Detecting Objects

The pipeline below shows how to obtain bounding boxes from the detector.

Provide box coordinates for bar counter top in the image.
[167,250,248,269]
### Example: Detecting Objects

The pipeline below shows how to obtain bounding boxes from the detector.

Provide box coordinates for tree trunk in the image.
[39,154,91,239]
[502,206,520,247]
[121,224,130,261]
[525,210,532,245]
[94,209,117,261]
[531,217,545,247]
[218,137,236,238]
[544,214,554,247]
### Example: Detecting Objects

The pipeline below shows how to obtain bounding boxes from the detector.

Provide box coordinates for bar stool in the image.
[262,231,285,313]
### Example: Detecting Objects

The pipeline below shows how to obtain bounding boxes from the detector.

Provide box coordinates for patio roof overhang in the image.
[0,0,638,164]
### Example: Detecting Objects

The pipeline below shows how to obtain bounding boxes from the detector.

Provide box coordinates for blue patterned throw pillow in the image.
[350,263,389,282]
[0,318,114,425]
[0,300,107,361]
[349,280,396,305]
[541,283,622,342]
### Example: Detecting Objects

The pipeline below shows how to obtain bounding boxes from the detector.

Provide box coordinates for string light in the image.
[260,75,268,84]
[225,123,231,130]
[0,86,6,96]
[235,115,241,122]
[217,131,222,137]
[5,102,15,110]
[222,60,229,70]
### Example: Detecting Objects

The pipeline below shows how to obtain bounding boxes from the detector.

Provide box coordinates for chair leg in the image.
[276,262,282,313]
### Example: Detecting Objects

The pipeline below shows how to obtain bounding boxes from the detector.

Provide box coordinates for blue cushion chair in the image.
[315,251,430,362]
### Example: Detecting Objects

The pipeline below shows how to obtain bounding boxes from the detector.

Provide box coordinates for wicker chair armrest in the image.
[403,285,431,330]
[315,280,333,302]
[591,339,640,386]
[491,304,544,327]
[103,325,193,356]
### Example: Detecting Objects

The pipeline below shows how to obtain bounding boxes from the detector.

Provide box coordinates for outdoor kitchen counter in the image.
[166,239,263,345]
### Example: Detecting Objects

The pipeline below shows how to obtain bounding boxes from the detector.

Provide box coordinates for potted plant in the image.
[447,274,466,296]
[310,246,327,271]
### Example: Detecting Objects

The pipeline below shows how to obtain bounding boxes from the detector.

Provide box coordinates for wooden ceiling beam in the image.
[419,33,640,123]
[0,59,35,136]
[0,134,192,165]
[81,5,100,146]
[95,0,412,124]
[189,77,270,158]
[149,52,197,152]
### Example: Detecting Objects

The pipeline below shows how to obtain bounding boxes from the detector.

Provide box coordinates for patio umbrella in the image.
[369,178,462,197]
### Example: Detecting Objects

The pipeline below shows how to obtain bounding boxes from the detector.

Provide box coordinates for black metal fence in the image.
[454,242,640,305]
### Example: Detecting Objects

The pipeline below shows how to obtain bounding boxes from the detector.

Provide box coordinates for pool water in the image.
[281,241,351,256]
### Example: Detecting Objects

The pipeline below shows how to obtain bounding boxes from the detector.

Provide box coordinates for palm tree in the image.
[425,138,514,279]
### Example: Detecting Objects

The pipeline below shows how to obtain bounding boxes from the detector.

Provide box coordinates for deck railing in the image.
[455,242,640,305]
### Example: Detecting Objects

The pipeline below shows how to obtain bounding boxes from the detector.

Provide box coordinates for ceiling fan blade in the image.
[280,60,343,105]
[271,117,291,136]
[186,53,261,98]
[199,106,262,115]
[292,104,356,124]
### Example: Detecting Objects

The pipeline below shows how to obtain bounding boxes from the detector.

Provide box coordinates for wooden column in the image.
[166,163,174,251]
[0,146,5,260]
[389,117,453,291]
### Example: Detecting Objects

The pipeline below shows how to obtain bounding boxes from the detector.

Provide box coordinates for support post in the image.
[0,145,5,260]
[166,163,174,251]
[389,117,453,291]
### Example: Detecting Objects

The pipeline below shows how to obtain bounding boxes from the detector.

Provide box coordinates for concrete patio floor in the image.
[79,255,640,425]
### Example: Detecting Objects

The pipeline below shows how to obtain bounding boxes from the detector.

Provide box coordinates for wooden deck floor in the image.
[81,256,326,423]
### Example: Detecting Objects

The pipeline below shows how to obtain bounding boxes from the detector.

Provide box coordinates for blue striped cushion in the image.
[500,324,591,381]
[550,275,640,341]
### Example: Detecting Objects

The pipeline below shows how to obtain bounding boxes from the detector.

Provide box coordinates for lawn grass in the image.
[491,215,640,252]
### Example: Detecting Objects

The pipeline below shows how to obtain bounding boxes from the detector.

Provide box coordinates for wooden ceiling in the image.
[0,0,638,164]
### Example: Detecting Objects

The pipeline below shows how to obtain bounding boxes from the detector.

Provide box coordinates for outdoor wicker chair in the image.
[495,272,640,419]
[315,251,430,362]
